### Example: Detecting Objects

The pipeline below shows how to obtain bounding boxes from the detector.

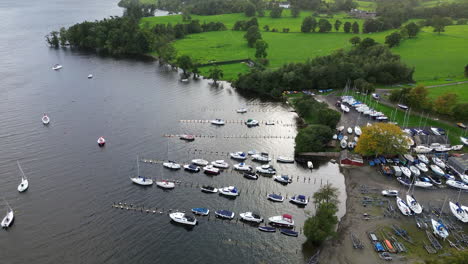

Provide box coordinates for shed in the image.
[448,155,468,175]
[340,150,364,167]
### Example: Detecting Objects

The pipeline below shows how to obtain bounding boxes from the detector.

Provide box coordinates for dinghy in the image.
[215,210,235,219]
[269,214,294,227]
[252,153,271,162]
[267,193,284,202]
[432,157,445,169]
[427,175,442,185]
[97,136,106,147]
[52,64,62,70]
[219,186,239,197]
[211,119,225,125]
[192,159,209,166]
[381,190,398,197]
[200,185,218,193]
[245,119,259,127]
[258,226,276,232]
[280,229,298,237]
[277,156,294,163]
[183,164,200,172]
[290,195,308,206]
[240,212,263,223]
[236,108,247,113]
[203,165,220,175]
[332,134,338,140]
[243,171,258,180]
[273,175,292,184]
[17,161,29,192]
[1,202,14,228]
[180,134,195,141]
[169,212,197,226]
[163,161,181,170]
[340,139,347,149]
[354,126,362,136]
[256,164,276,175]
[340,104,350,113]
[156,180,175,189]
[211,160,229,169]
[397,104,408,110]
[431,219,449,239]
[446,180,468,190]
[417,154,429,164]
[406,195,422,214]
[449,202,468,223]
[347,127,353,134]
[396,196,412,216]
[191,208,210,216]
[307,161,313,169]
[230,151,247,160]
[430,164,445,176]
[42,114,50,125]
[88,74,93,79]
[233,163,252,171]
[130,156,153,186]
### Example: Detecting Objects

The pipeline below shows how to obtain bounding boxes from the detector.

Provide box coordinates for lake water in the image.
[0,1,346,263]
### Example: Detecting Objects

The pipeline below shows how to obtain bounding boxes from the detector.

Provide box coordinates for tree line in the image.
[233,39,414,98]
[301,17,359,33]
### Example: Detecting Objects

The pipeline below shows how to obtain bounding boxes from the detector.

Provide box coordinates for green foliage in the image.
[423,250,468,264]
[255,40,268,59]
[349,36,360,45]
[318,19,332,33]
[45,31,60,48]
[407,85,431,111]
[334,19,342,32]
[358,37,376,49]
[433,93,458,115]
[301,16,317,33]
[352,21,359,33]
[355,123,408,156]
[207,66,224,85]
[176,55,193,76]
[465,64,468,78]
[385,32,402,48]
[244,25,262,47]
[244,3,256,17]
[295,125,333,153]
[291,8,300,18]
[353,78,374,93]
[405,22,420,38]
[317,109,341,129]
[270,5,283,18]
[313,183,339,205]
[452,103,468,121]
[431,16,448,34]
[343,21,351,33]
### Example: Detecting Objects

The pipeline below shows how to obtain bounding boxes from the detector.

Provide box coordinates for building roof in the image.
[340,150,363,163]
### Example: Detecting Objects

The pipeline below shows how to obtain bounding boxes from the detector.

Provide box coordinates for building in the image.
[448,155,468,175]
[278,3,290,9]
[340,150,364,167]
[349,9,377,19]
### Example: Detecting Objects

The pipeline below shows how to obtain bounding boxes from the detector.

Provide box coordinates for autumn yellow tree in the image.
[355,123,408,156]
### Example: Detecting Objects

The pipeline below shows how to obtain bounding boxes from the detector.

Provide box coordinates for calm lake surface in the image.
[0,1,346,263]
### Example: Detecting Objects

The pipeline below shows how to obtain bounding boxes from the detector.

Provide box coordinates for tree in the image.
[244,25,262,47]
[295,125,333,153]
[244,3,256,17]
[255,40,268,59]
[349,36,360,46]
[343,21,351,33]
[385,32,402,48]
[465,64,468,78]
[359,37,376,49]
[45,31,60,48]
[433,93,458,115]
[207,66,224,86]
[270,5,283,18]
[301,16,317,33]
[334,20,342,31]
[407,85,430,110]
[432,15,446,34]
[291,7,300,18]
[176,55,193,77]
[405,22,419,38]
[59,27,67,46]
[452,103,468,121]
[318,19,332,33]
[313,184,339,205]
[355,123,408,156]
[317,109,340,128]
[246,17,259,29]
[257,9,265,17]
[263,25,270,31]
[352,21,359,33]
[191,65,200,80]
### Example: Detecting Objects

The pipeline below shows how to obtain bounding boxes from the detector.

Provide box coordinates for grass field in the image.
[392,25,468,81]
[141,10,364,33]
[426,82,468,103]
[355,0,377,10]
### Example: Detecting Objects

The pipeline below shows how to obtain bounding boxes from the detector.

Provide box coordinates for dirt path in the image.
[376,81,468,93]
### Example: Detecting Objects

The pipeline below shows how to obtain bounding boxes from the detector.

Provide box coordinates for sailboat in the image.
[432,197,449,239]
[1,200,14,228]
[449,201,468,223]
[130,156,153,186]
[396,196,412,216]
[17,161,29,192]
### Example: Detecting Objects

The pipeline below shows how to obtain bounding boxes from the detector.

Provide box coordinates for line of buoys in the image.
[163,134,296,139]
[178,119,294,126]
[201,108,287,113]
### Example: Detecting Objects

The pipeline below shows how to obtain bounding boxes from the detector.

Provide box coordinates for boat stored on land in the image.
[130,156,153,186]
[431,219,449,239]
[280,229,298,237]
[449,202,468,223]
[381,190,398,196]
[432,157,446,169]
[406,195,423,214]
[97,136,106,147]
[446,180,468,190]
[258,226,276,232]
[396,196,412,216]
[414,145,433,154]
[417,154,429,164]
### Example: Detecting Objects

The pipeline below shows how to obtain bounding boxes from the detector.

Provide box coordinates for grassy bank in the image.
[426,82,468,103]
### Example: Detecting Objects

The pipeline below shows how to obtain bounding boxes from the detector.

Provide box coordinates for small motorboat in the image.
[307,161,313,169]
[332,134,338,140]
[417,154,429,164]
[240,212,263,223]
[269,214,294,227]
[396,196,412,216]
[267,193,284,202]
[1,202,14,228]
[461,137,468,145]
[211,119,225,125]
[372,93,380,100]
[265,121,275,125]
[430,164,445,176]
[243,171,258,180]
[200,185,218,193]
[404,154,415,163]
[336,126,345,132]
[274,175,292,184]
[252,153,271,162]
[52,64,62,70]
[434,145,452,152]
[409,166,420,177]
[347,141,356,150]
[400,166,411,178]
[277,156,294,163]
[414,179,433,188]
[397,104,408,110]
[203,165,220,175]
[258,226,276,232]
[290,195,308,206]
[42,114,50,125]
[211,160,229,169]
[180,134,195,141]
[156,180,175,189]
[87,74,93,79]
[431,219,449,239]
[406,195,422,214]
[415,162,428,173]
[245,119,259,127]
[347,127,353,134]
[233,163,252,171]
[219,186,239,197]
[180,78,189,82]
[97,136,106,147]
[449,202,468,223]
[457,123,467,129]
[183,164,200,172]
[256,164,276,175]
[191,208,209,216]
[414,145,433,154]
[432,157,445,169]
[446,180,468,190]
[381,190,398,197]
[17,161,29,193]
[230,152,247,160]
[340,139,347,149]
[280,229,298,237]
[192,159,209,166]
[236,108,247,113]
[247,150,257,155]
[341,104,350,113]
[163,161,181,170]
[354,126,362,136]
[169,212,197,226]
[215,210,235,219]
[452,145,463,151]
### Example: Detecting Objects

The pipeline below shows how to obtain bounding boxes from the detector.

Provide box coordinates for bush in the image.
[295,125,333,153]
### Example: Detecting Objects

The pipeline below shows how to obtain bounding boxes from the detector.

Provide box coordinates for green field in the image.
[392,25,468,81]
[355,0,377,10]
[427,82,468,103]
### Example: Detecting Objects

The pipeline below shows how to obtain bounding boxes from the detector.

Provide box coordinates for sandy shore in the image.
[318,165,468,264]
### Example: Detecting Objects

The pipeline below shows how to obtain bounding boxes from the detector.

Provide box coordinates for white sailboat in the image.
[396,196,412,216]
[130,156,153,186]
[431,219,449,239]
[406,195,422,214]
[1,201,14,228]
[17,161,29,192]
[354,126,362,136]
[449,201,468,223]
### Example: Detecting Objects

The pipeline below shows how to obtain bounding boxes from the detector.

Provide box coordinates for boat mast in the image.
[137,155,140,177]
[440,196,448,219]
[17,161,26,180]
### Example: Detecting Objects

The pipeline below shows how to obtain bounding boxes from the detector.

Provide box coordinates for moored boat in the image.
[236,108,247,113]
[215,210,235,219]
[280,229,298,237]
[430,164,445,176]
[230,151,247,160]
[17,161,29,193]
[273,175,292,184]
[169,212,197,226]
[269,214,294,227]
[290,195,308,206]
[267,193,284,202]
[245,119,259,127]
[381,190,398,196]
[200,185,218,193]
[252,153,271,162]
[256,164,276,175]
[219,186,239,197]
[211,160,229,169]
[233,162,252,171]
[180,134,195,141]
[240,212,263,223]
[183,164,200,172]
[156,180,175,189]
[203,165,220,175]
[258,226,276,232]
[87,74,93,79]
[277,156,294,163]
[191,208,209,216]
[211,119,225,125]
[163,161,181,170]
[52,64,62,70]
[243,171,258,180]
[192,159,209,166]
[97,136,106,146]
